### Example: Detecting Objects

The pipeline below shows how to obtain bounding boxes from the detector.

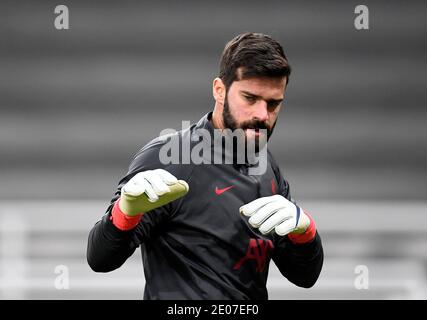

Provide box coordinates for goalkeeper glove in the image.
[119,169,189,216]
[239,195,316,244]
[111,169,189,230]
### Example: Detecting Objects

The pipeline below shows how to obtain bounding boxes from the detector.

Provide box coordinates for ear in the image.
[212,77,225,105]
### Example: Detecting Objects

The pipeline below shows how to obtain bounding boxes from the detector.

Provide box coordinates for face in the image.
[222,76,287,146]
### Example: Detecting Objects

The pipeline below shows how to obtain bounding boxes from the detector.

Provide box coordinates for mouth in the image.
[244,128,264,136]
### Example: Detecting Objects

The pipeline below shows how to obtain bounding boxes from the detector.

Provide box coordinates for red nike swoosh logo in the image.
[215,186,234,195]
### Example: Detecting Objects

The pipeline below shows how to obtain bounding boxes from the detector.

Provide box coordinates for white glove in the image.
[119,169,189,216]
[239,195,310,236]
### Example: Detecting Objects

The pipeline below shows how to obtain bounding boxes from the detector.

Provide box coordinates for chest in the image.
[174,163,279,244]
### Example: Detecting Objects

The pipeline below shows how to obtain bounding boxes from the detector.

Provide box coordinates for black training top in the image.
[87,112,323,299]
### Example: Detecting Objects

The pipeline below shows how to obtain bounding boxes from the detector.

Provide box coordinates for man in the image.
[87,32,323,299]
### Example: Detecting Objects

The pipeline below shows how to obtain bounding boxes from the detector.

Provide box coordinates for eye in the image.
[267,100,282,110]
[244,95,256,104]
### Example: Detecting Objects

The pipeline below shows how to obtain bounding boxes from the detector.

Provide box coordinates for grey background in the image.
[0,0,426,299]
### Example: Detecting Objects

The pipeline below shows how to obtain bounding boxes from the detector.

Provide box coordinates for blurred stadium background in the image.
[1,0,426,299]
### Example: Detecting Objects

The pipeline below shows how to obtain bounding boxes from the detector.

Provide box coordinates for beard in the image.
[222,93,276,154]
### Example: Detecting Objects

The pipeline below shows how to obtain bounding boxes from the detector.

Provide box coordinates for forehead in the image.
[230,76,287,98]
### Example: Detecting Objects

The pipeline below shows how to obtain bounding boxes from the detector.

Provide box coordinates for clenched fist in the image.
[239,195,311,237]
[119,169,189,216]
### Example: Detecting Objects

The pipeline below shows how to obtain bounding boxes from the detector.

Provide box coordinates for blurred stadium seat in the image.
[1,0,426,299]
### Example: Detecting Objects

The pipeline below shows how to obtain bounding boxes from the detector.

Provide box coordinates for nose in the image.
[253,100,269,122]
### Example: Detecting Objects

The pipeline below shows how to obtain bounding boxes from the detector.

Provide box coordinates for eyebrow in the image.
[241,90,284,103]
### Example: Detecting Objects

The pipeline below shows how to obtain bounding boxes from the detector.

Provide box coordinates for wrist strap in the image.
[287,211,316,244]
[111,198,143,231]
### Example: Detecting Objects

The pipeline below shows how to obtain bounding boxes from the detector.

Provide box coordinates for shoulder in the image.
[126,127,195,182]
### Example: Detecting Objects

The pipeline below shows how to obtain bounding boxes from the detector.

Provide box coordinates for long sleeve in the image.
[270,157,324,288]
[272,232,323,288]
[87,209,140,272]
[87,136,191,273]
[87,199,174,272]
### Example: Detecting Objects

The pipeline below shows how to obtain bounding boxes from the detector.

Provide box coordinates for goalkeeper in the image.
[87,32,323,299]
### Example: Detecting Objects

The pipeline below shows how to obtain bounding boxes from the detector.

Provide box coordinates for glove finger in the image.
[144,170,171,196]
[122,180,145,197]
[139,178,159,202]
[259,208,292,235]
[154,169,178,185]
[248,200,288,227]
[274,216,297,236]
[127,171,149,186]
[175,179,190,193]
[240,195,281,217]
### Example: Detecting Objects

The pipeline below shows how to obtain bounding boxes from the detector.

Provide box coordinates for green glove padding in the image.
[119,180,189,217]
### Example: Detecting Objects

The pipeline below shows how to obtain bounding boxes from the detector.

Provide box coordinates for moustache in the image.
[240,121,270,133]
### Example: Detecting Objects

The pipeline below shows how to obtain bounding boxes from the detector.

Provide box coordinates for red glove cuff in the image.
[110,198,143,231]
[287,211,317,244]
